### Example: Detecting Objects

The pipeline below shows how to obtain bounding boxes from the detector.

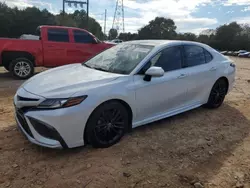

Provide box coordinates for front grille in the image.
[17,95,39,102]
[16,110,33,138]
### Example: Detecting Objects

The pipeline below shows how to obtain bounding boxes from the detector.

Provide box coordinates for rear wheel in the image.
[205,79,228,109]
[9,58,34,79]
[85,101,128,148]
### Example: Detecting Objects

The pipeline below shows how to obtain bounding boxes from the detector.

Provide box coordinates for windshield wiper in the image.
[92,67,110,73]
[82,64,92,68]
[83,64,110,73]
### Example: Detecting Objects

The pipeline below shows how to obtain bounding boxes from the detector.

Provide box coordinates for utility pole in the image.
[112,0,125,34]
[104,9,107,36]
[63,0,65,16]
[86,0,89,29]
[62,0,89,29]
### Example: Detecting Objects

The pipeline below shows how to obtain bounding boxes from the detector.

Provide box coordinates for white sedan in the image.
[14,40,236,149]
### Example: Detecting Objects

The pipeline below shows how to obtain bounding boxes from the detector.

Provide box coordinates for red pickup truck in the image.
[0,25,114,79]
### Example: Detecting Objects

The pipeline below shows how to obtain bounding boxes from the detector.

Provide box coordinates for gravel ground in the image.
[0,57,250,188]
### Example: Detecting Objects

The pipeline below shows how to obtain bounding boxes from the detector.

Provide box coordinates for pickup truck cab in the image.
[0,25,114,79]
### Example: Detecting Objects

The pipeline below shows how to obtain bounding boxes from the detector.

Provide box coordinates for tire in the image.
[85,101,129,148]
[204,79,228,109]
[9,58,34,79]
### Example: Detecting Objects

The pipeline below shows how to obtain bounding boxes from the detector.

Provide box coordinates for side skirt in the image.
[132,102,202,128]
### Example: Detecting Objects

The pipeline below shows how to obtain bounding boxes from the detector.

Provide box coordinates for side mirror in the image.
[145,66,164,77]
[144,66,164,81]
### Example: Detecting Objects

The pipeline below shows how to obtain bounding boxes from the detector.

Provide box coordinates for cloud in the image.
[1,0,52,9]
[241,6,250,12]
[1,0,219,34]
[231,16,250,24]
[224,0,250,6]
[112,0,218,33]
[226,10,235,14]
[0,0,59,13]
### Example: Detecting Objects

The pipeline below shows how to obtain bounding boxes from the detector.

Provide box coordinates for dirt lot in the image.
[0,57,250,188]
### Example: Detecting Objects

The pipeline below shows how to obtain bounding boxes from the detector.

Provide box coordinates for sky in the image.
[1,0,250,35]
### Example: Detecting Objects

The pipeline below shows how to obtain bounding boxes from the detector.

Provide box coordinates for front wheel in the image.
[85,101,129,148]
[204,79,228,109]
[9,58,34,79]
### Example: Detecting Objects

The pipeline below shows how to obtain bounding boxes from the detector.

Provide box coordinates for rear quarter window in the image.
[204,49,213,63]
[183,45,206,67]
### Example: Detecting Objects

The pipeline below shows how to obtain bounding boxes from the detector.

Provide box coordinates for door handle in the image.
[210,67,217,71]
[178,74,187,79]
[47,45,55,47]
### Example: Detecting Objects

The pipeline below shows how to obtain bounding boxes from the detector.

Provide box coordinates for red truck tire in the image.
[9,58,34,79]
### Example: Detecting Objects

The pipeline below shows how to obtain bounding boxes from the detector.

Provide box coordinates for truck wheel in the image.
[9,58,34,79]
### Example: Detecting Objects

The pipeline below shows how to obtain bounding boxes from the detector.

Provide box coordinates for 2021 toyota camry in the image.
[14,40,236,149]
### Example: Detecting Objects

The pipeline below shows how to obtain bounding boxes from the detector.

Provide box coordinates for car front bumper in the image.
[16,111,63,149]
[14,88,94,149]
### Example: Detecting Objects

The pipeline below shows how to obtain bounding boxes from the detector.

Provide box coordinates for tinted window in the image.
[48,28,69,42]
[184,45,206,67]
[73,30,94,43]
[153,46,182,72]
[204,49,213,63]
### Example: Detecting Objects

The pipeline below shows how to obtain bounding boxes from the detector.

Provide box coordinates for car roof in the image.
[123,40,209,48]
[39,25,97,38]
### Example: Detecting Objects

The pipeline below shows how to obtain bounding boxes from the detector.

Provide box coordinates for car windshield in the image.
[83,43,153,74]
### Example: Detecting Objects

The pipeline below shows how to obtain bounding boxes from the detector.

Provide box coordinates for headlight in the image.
[37,96,87,109]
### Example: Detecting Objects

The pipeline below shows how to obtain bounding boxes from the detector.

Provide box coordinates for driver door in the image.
[133,46,189,125]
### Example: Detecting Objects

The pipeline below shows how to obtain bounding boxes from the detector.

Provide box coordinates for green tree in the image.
[0,3,14,37]
[119,32,138,41]
[177,33,197,41]
[55,12,77,27]
[0,3,105,40]
[214,22,242,50]
[138,17,177,39]
[109,28,118,40]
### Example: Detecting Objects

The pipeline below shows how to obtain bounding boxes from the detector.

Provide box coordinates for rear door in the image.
[72,30,106,63]
[182,45,217,105]
[43,28,72,67]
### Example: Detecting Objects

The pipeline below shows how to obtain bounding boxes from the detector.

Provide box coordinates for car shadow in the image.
[0,103,249,187]
[0,71,11,80]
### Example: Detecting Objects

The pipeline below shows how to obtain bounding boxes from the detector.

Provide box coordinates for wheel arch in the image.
[1,51,35,67]
[83,98,133,143]
[217,76,229,94]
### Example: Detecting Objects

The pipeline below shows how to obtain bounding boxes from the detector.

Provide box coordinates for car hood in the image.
[22,64,121,98]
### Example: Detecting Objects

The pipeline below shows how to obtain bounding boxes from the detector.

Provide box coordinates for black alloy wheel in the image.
[205,79,228,108]
[85,101,129,148]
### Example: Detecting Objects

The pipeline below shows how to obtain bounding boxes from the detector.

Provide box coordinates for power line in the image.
[62,0,89,29]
